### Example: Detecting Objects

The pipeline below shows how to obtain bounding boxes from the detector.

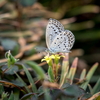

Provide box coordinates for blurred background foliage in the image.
[0,0,100,90]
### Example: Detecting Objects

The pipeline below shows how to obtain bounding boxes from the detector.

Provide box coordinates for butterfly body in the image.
[46,18,75,53]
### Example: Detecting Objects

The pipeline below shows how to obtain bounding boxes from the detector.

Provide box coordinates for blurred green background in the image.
[0,0,100,80]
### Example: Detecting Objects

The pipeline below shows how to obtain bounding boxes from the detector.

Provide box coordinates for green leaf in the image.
[81,93,91,99]
[15,72,30,93]
[64,84,85,98]
[22,65,37,92]
[62,83,70,89]
[1,92,9,100]
[38,86,44,94]
[20,93,35,100]
[48,66,55,82]
[88,84,93,94]
[26,61,45,80]
[5,50,19,67]
[3,65,19,75]
[67,58,78,83]
[11,79,25,87]
[0,80,24,93]
[24,47,36,56]
[50,89,75,100]
[13,89,20,100]
[92,78,100,94]
[1,39,19,55]
[0,83,4,94]
[60,53,69,88]
[80,63,98,90]
[8,92,14,100]
[43,88,52,100]
[80,69,86,80]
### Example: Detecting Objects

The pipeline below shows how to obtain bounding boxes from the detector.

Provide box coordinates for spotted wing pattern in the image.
[46,18,64,50]
[46,18,75,53]
[49,30,75,53]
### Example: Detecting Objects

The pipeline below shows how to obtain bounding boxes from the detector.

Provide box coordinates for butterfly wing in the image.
[46,18,64,51]
[49,30,75,53]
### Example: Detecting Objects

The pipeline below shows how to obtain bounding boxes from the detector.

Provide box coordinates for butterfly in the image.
[46,18,75,53]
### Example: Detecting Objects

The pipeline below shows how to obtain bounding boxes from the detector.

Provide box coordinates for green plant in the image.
[41,53,100,100]
[0,51,100,100]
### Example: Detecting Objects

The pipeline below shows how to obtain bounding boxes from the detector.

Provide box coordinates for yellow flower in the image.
[50,54,60,59]
[42,54,64,65]
[41,55,52,64]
